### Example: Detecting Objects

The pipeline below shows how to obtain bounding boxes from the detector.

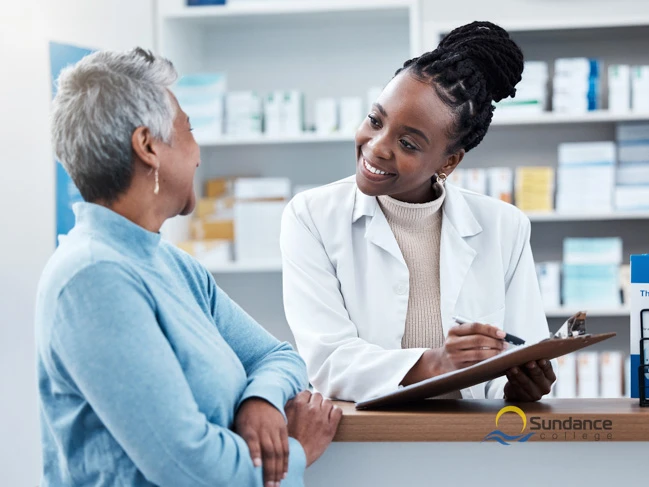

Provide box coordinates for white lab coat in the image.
[280,176,550,402]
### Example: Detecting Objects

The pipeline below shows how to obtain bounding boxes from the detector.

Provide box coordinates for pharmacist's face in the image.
[158,93,201,216]
[355,73,463,203]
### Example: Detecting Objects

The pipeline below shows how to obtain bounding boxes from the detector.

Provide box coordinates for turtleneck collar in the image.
[377,183,446,230]
[71,202,162,260]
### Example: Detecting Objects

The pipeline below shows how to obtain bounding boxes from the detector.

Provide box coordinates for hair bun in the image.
[438,21,524,102]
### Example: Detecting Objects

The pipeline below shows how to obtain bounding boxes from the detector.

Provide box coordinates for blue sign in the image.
[49,42,94,244]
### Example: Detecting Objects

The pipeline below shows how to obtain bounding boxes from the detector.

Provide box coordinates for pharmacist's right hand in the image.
[439,322,508,372]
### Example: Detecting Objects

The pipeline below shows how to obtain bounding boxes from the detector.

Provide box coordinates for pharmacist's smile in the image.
[359,154,396,182]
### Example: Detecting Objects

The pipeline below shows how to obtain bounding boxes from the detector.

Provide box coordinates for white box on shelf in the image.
[535,261,561,309]
[264,91,282,136]
[464,169,487,195]
[631,66,649,112]
[608,65,631,113]
[234,178,291,200]
[577,352,599,398]
[616,122,649,142]
[339,97,364,134]
[616,164,649,186]
[282,91,304,135]
[554,57,594,76]
[555,354,577,398]
[315,98,338,134]
[174,73,227,141]
[563,237,623,265]
[487,167,513,203]
[618,143,649,164]
[234,201,286,263]
[615,185,649,210]
[226,91,263,136]
[600,351,624,398]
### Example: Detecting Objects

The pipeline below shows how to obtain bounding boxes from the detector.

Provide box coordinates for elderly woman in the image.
[35,48,340,487]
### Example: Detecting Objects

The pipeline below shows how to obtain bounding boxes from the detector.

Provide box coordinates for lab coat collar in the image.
[352,182,483,238]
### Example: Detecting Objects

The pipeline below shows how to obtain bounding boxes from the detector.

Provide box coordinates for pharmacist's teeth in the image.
[364,159,388,175]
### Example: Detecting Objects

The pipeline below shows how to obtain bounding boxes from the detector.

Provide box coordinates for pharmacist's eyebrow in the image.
[373,102,430,145]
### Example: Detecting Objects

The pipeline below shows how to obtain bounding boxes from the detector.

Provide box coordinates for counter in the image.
[305,399,649,486]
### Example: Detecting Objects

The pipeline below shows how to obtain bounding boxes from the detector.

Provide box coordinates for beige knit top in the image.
[378,184,462,398]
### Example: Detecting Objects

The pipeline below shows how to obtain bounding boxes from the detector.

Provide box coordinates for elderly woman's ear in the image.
[131,126,161,172]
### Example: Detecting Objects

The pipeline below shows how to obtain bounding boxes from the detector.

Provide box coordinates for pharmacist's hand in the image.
[440,322,509,372]
[234,398,288,487]
[504,360,556,402]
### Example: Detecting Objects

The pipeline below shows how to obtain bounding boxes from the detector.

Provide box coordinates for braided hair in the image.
[396,21,524,153]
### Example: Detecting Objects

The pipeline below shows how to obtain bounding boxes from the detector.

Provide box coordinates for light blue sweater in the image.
[35,202,309,486]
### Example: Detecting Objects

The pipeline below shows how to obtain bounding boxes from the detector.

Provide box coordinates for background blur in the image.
[2,0,649,484]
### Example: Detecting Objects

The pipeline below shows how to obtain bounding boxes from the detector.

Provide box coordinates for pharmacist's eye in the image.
[399,139,417,151]
[368,115,381,128]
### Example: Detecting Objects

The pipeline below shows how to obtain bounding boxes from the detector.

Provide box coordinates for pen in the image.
[452,315,526,346]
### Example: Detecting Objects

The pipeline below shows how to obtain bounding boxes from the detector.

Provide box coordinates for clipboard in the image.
[356,331,616,410]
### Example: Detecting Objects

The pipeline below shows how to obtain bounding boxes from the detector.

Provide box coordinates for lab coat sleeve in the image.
[280,196,428,403]
[485,214,552,399]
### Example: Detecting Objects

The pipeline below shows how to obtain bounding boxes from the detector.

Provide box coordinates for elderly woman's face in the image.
[158,93,201,216]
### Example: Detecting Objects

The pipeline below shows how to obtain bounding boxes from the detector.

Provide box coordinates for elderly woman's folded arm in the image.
[50,261,307,487]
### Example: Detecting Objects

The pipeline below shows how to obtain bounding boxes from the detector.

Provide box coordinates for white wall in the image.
[0,1,154,485]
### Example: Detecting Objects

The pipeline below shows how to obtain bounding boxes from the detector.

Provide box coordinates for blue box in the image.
[187,0,226,5]
[630,254,649,398]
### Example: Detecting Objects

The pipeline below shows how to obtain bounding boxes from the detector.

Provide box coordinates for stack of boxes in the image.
[553,58,600,114]
[495,61,548,117]
[514,166,555,212]
[179,177,291,266]
[553,351,626,398]
[174,73,227,141]
[263,91,304,136]
[562,237,623,309]
[615,123,649,211]
[233,178,291,263]
[226,92,263,137]
[556,141,616,213]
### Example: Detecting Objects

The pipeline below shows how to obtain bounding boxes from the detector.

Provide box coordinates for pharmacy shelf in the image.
[433,17,649,34]
[545,307,630,319]
[197,112,649,148]
[526,211,649,222]
[205,260,282,274]
[198,132,354,147]
[492,111,649,126]
[163,0,415,20]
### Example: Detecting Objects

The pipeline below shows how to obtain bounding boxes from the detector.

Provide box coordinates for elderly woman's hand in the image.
[234,398,289,487]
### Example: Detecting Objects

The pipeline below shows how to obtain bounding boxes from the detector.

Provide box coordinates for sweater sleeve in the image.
[51,261,306,487]
[206,272,309,417]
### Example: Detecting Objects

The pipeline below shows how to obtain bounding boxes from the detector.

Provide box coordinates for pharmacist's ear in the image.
[441,149,465,176]
[131,126,161,171]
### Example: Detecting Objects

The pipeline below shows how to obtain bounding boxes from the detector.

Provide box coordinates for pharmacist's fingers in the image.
[505,367,536,401]
[538,359,557,384]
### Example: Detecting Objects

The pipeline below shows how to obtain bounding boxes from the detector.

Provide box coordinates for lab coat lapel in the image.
[439,184,482,337]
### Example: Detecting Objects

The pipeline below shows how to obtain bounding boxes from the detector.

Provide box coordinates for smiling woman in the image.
[281,21,557,404]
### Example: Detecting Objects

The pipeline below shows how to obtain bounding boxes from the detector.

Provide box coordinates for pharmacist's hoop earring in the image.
[436,172,447,185]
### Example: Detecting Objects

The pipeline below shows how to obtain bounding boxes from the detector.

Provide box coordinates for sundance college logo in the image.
[483,406,614,445]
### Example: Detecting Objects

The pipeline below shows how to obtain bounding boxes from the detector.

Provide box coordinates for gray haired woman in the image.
[35,47,340,487]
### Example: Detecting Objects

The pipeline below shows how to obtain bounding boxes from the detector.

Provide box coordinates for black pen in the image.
[452,315,526,346]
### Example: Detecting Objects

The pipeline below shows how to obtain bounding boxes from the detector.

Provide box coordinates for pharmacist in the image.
[281,22,556,403]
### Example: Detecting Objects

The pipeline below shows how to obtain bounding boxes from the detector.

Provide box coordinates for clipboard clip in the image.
[552,311,588,339]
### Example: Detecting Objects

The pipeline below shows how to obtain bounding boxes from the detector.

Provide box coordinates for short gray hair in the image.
[51,47,178,203]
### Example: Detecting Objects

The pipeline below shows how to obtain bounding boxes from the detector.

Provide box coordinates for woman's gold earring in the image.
[437,172,447,185]
[154,168,160,195]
